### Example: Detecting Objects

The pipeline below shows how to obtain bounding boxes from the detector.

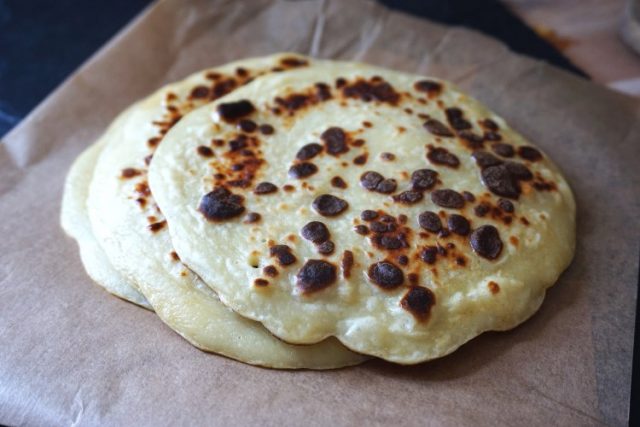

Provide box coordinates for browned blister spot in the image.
[317,241,335,255]
[341,250,354,279]
[480,118,499,131]
[263,265,278,277]
[518,146,543,161]
[427,146,459,168]
[481,165,521,199]
[371,227,410,251]
[238,119,257,133]
[331,176,347,189]
[301,221,330,244]
[354,225,370,235]
[170,251,180,261]
[474,202,490,217]
[275,93,311,112]
[353,153,368,165]
[243,212,261,224]
[341,77,401,105]
[360,171,397,194]
[423,118,454,137]
[445,107,472,130]
[199,187,245,221]
[152,115,182,137]
[393,190,424,205]
[411,169,438,191]
[448,214,470,236]
[288,162,318,179]
[315,82,332,101]
[121,168,141,179]
[492,143,515,158]
[254,278,269,287]
[197,146,214,157]
[259,124,275,135]
[531,172,557,192]
[134,182,150,197]
[190,85,210,99]
[341,78,400,105]
[401,286,436,321]
[498,198,515,213]
[470,225,503,260]
[360,210,379,221]
[296,143,323,161]
[274,83,332,115]
[368,261,404,290]
[472,150,535,199]
[484,130,501,142]
[254,182,278,195]
[211,78,239,100]
[472,150,502,168]
[414,80,442,97]
[217,99,255,123]
[460,191,475,202]
[420,246,438,264]
[321,127,349,156]
[296,260,337,293]
[488,281,500,294]
[147,137,162,148]
[269,244,297,266]
[455,256,466,266]
[210,136,265,190]
[280,56,309,68]
[148,220,167,233]
[380,152,395,161]
[312,194,348,216]
[407,273,419,286]
[457,130,485,150]
[431,189,465,209]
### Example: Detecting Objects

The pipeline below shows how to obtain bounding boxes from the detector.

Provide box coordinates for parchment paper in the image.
[1,0,638,425]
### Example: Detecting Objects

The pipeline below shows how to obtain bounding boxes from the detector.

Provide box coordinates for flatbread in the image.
[149,61,576,364]
[86,54,367,368]
[61,129,151,309]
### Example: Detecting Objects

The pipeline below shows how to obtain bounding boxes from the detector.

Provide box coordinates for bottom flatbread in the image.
[61,132,151,309]
[63,137,366,369]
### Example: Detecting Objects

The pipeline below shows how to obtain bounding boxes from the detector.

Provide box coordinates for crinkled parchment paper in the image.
[1,0,637,425]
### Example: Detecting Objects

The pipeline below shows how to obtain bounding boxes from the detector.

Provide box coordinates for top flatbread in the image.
[86,53,367,368]
[149,61,576,364]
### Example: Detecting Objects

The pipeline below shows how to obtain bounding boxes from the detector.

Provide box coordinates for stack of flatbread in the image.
[61,53,575,369]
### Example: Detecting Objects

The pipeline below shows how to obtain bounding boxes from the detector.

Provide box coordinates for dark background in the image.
[0,0,586,137]
[0,0,636,423]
